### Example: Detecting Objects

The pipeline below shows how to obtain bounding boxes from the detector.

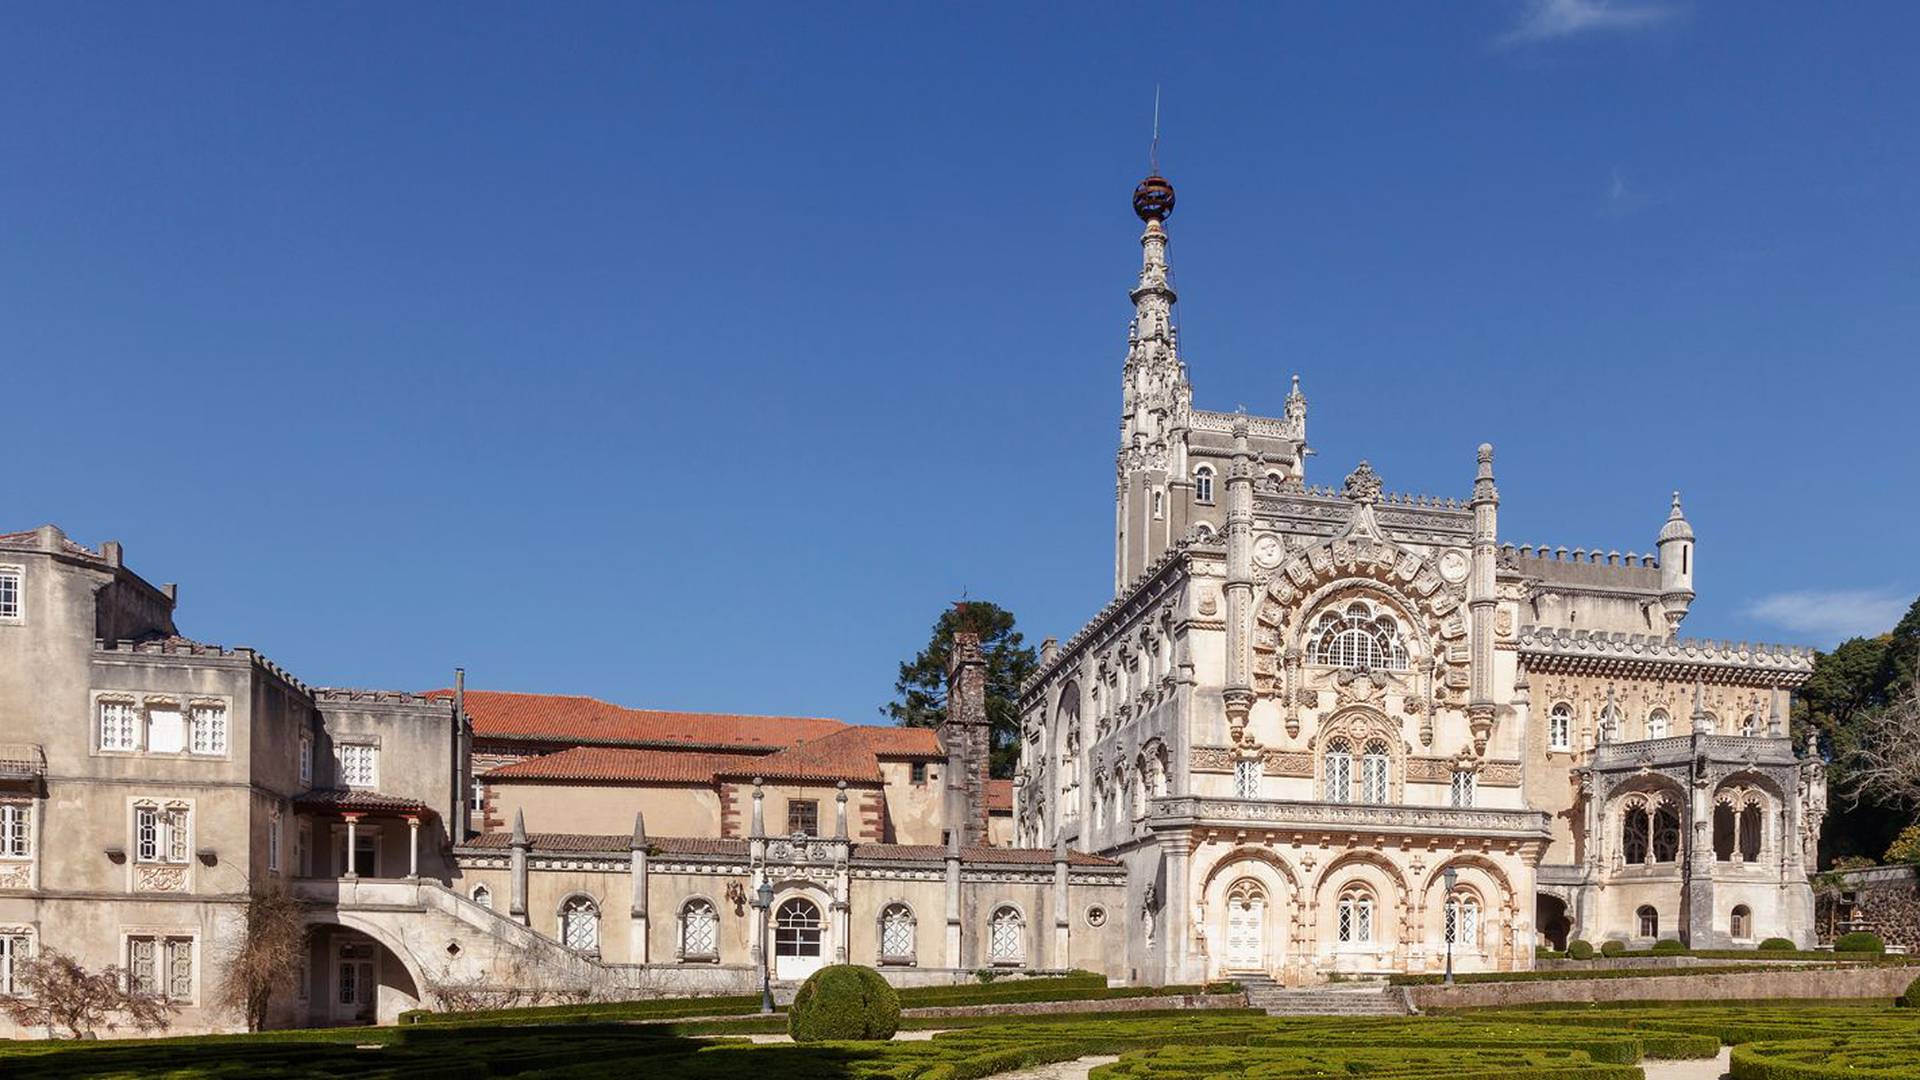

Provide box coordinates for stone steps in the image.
[1236,975,1411,1017]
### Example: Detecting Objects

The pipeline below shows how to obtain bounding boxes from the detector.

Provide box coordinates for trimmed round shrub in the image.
[1834,931,1886,954]
[1651,938,1687,955]
[788,964,901,1042]
[1567,939,1595,960]
[1758,937,1797,951]
[1899,976,1920,1008]
[1600,940,1627,958]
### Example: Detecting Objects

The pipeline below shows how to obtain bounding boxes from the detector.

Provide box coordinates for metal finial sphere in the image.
[1133,175,1175,222]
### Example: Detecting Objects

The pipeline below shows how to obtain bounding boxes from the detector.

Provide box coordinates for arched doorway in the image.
[1535,894,1571,951]
[773,897,825,981]
[1224,879,1267,972]
[304,924,422,1027]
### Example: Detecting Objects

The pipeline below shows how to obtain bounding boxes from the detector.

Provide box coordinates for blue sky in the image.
[5,2,1916,723]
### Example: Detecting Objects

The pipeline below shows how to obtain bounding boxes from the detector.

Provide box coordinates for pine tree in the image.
[885,602,1038,779]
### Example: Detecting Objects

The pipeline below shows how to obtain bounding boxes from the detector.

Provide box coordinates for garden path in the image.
[1645,1048,1731,1080]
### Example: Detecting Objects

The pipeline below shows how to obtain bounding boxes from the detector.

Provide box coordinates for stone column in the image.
[1052,835,1071,969]
[343,814,360,879]
[406,815,420,880]
[509,809,529,925]
[945,831,963,969]
[1163,833,1194,983]
[1467,444,1499,751]
[1222,411,1255,739]
[630,812,650,963]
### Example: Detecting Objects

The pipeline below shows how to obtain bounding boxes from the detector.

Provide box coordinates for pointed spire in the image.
[510,808,527,847]
[631,811,647,850]
[1659,491,1695,543]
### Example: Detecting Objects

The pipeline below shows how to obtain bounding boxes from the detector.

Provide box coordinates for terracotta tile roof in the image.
[459,832,748,857]
[715,726,887,784]
[852,844,1120,868]
[294,788,433,817]
[856,726,944,759]
[429,689,844,751]
[484,747,762,784]
[985,778,1014,813]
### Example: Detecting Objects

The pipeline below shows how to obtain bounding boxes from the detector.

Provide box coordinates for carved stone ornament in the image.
[136,864,188,892]
[1437,549,1469,584]
[0,863,30,889]
[1342,462,1383,504]
[1197,589,1219,617]
[1252,534,1284,569]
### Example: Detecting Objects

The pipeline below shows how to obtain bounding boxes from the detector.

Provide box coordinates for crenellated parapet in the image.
[1516,625,1815,685]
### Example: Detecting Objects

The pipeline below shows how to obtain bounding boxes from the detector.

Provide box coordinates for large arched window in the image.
[1645,709,1670,740]
[1324,738,1354,803]
[1307,601,1410,671]
[1637,905,1659,939]
[1730,904,1752,941]
[1739,801,1763,862]
[775,898,823,961]
[680,898,719,960]
[1548,703,1572,751]
[1194,465,1216,504]
[1714,802,1737,862]
[1337,887,1374,944]
[1444,891,1480,949]
[987,905,1025,964]
[1623,797,1653,864]
[560,895,600,953]
[1653,801,1682,862]
[1360,740,1391,803]
[879,903,915,963]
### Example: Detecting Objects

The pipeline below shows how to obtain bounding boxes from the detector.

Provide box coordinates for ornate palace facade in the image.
[1014,172,1825,985]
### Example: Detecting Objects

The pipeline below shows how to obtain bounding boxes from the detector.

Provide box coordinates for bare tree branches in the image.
[1842,673,1920,811]
[216,888,310,1031]
[0,949,176,1039]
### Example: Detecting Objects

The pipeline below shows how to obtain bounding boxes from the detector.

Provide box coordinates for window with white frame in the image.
[99,699,139,752]
[134,803,190,864]
[560,895,599,952]
[879,903,915,962]
[1360,740,1390,803]
[471,776,486,809]
[1547,703,1572,752]
[1645,709,1670,741]
[1337,888,1374,944]
[1598,704,1621,743]
[1325,738,1353,802]
[188,704,227,755]
[1741,712,1761,737]
[1194,465,1216,504]
[1444,893,1480,947]
[336,744,377,789]
[1449,770,1477,808]
[145,702,185,754]
[1234,758,1261,799]
[0,802,29,858]
[987,906,1024,964]
[298,734,312,786]
[0,932,27,995]
[128,935,195,1001]
[680,898,718,960]
[0,566,21,621]
[267,807,281,873]
[1306,600,1410,671]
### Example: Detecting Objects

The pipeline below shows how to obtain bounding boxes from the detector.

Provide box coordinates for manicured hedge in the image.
[1834,931,1886,954]
[1568,939,1596,960]
[788,964,901,1042]
[1651,938,1688,955]
[1391,962,1829,986]
[1600,940,1627,957]
[1759,938,1797,951]
[1899,976,1920,1009]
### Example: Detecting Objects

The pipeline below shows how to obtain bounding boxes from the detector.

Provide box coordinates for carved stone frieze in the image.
[135,864,188,892]
[0,862,30,889]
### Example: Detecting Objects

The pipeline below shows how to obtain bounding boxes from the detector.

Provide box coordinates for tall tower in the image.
[1656,492,1695,636]
[1115,173,1194,592]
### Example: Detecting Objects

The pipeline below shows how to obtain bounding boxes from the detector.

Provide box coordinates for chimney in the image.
[941,628,991,846]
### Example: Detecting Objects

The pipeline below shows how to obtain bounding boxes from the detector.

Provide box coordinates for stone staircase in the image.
[1238,974,1412,1017]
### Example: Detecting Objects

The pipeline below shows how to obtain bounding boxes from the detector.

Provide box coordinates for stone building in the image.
[0,526,1119,1036]
[1014,172,1824,987]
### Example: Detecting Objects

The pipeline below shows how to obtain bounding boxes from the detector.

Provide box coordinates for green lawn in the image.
[3,1000,1916,1079]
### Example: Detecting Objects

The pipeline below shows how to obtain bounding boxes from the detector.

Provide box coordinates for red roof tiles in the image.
[985,778,1014,813]
[294,788,434,817]
[484,747,763,784]
[432,689,845,751]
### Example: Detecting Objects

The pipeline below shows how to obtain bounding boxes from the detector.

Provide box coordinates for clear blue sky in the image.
[5,3,1915,724]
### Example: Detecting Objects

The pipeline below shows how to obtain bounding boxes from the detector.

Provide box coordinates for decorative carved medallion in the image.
[1437,549,1469,584]
[1253,534,1283,569]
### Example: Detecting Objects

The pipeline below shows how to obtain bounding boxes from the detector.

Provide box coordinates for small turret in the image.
[1657,492,1695,636]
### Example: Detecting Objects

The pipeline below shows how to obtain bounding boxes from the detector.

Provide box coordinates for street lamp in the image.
[751,881,776,1014]
[1442,865,1458,987]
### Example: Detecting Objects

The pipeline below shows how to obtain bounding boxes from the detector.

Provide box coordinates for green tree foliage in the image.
[886,601,1038,778]
[786,964,901,1042]
[1886,823,1920,865]
[1795,594,1920,864]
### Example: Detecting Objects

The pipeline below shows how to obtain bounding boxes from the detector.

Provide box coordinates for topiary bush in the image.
[1600,940,1627,957]
[787,964,901,1042]
[1898,976,1920,1008]
[1567,939,1595,960]
[1834,931,1886,954]
[1758,937,1797,951]
[1651,938,1687,955]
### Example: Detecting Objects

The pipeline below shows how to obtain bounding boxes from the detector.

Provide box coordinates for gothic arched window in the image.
[1337,887,1374,944]
[1598,704,1621,743]
[560,895,600,953]
[879,903,915,963]
[1623,799,1652,865]
[1714,802,1737,861]
[1730,904,1752,940]
[1645,709,1670,740]
[1444,892,1480,948]
[1324,738,1354,803]
[681,898,718,960]
[1652,801,1682,862]
[1638,905,1659,938]
[1741,713,1762,737]
[1360,740,1390,804]
[988,906,1025,964]
[1194,465,1215,504]
[1739,801,1763,862]
[1307,601,1410,672]
[1548,703,1572,751]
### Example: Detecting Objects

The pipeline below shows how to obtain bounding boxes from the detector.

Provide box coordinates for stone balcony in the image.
[0,743,45,781]
[1590,733,1800,771]
[1145,795,1550,841]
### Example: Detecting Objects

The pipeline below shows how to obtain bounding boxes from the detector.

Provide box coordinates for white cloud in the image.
[1742,588,1911,643]
[1497,0,1677,46]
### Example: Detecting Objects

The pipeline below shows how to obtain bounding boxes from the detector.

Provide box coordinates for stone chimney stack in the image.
[941,628,991,846]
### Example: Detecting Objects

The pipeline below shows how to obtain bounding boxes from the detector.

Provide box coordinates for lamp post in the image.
[752,881,775,1014]
[1442,866,1458,987]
